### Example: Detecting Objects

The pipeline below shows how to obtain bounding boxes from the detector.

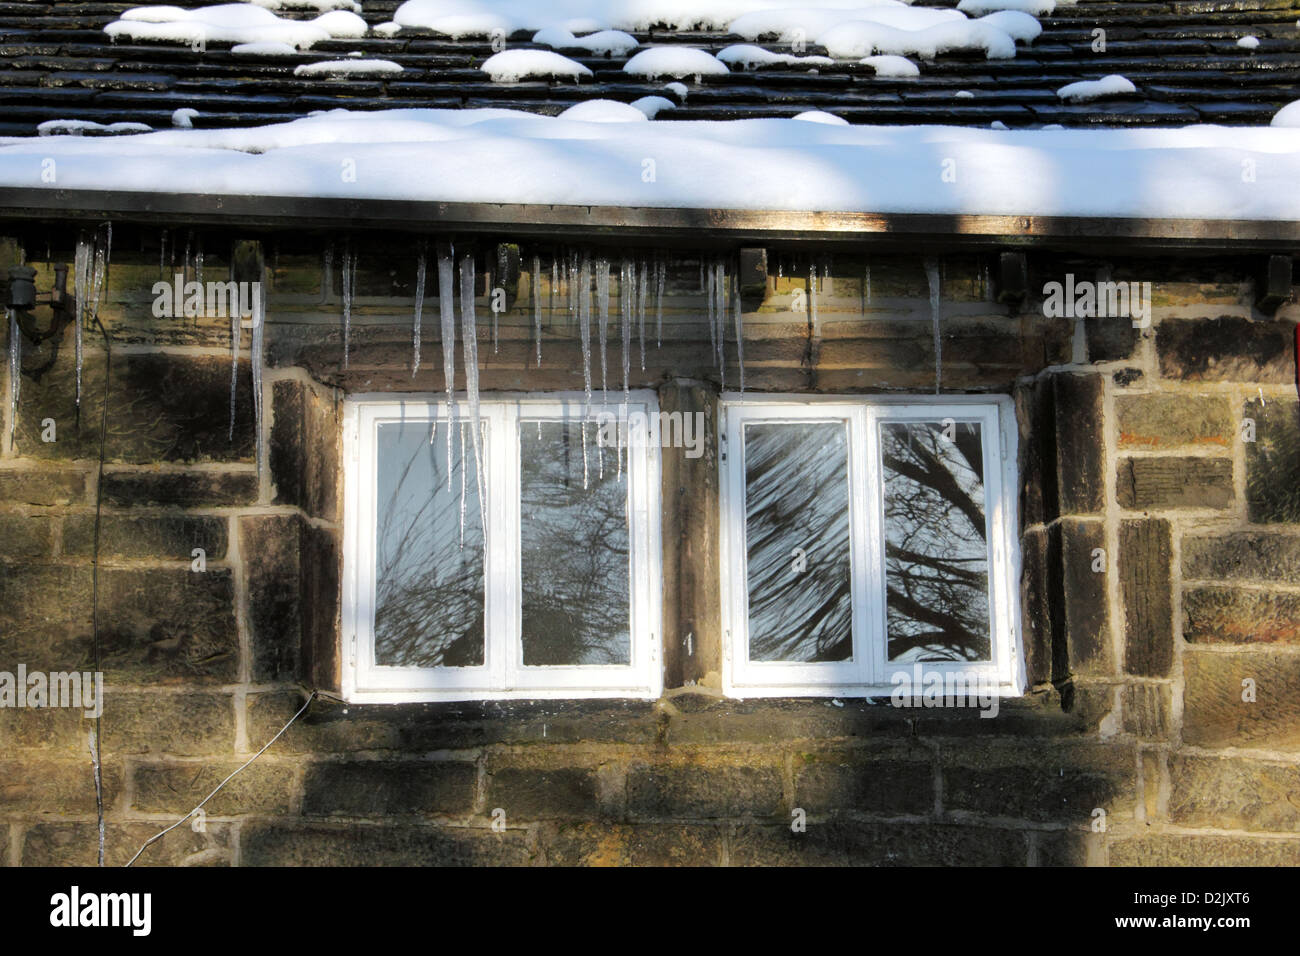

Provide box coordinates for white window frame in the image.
[342,392,663,703]
[719,394,1023,699]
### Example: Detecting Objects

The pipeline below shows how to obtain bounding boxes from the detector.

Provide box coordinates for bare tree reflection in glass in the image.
[881,420,990,662]
[520,420,630,666]
[744,421,853,662]
[374,419,485,668]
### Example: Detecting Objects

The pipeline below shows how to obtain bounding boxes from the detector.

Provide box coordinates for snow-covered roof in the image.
[4,107,1300,229]
[0,1,1297,136]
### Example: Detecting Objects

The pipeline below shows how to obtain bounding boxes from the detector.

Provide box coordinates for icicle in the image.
[733,272,745,393]
[778,256,784,280]
[809,260,819,338]
[655,256,665,348]
[620,257,631,402]
[617,403,623,482]
[706,262,716,370]
[925,256,942,395]
[865,261,872,306]
[597,417,604,480]
[459,423,467,546]
[251,275,266,476]
[229,296,241,441]
[81,224,111,412]
[595,257,610,402]
[714,259,726,392]
[438,246,456,489]
[982,259,991,301]
[7,309,19,452]
[637,257,648,372]
[73,237,90,410]
[412,246,426,377]
[581,419,589,491]
[183,231,192,284]
[159,229,167,280]
[579,251,592,402]
[494,245,508,354]
[532,253,542,369]
[195,232,204,287]
[459,254,488,538]
[548,255,558,367]
[341,242,354,369]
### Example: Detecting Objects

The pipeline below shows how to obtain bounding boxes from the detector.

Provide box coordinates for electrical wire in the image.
[124,690,316,868]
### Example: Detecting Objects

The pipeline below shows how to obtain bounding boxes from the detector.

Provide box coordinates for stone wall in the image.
[1,229,1297,866]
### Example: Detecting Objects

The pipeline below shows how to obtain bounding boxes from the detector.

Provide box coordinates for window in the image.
[343,394,662,702]
[719,395,1022,699]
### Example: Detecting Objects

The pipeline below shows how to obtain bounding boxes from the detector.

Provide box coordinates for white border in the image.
[719,393,1024,700]
[342,391,663,703]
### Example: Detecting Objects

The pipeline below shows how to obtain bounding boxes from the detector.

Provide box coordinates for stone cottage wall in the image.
[1,229,1297,866]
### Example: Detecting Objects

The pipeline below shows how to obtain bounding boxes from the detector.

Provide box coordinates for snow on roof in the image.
[1238,36,1260,50]
[1271,101,1300,127]
[558,100,649,122]
[624,48,730,80]
[231,40,300,55]
[6,107,1300,224]
[793,110,850,124]
[532,28,641,57]
[36,120,153,136]
[860,55,920,77]
[248,0,361,10]
[630,95,677,118]
[1057,75,1138,103]
[294,59,405,77]
[104,4,367,49]
[957,0,1055,16]
[481,50,593,82]
[716,45,835,69]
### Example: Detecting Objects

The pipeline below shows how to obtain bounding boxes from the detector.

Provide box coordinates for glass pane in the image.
[744,421,852,663]
[520,420,631,666]
[881,420,991,662]
[374,418,485,668]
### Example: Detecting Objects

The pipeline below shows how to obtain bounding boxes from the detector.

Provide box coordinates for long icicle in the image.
[655,256,665,348]
[73,235,90,411]
[706,261,716,369]
[412,244,426,377]
[714,258,726,393]
[228,281,241,442]
[638,257,648,371]
[579,251,592,402]
[532,253,542,369]
[341,240,353,369]
[7,308,19,452]
[925,256,942,395]
[620,257,631,402]
[733,268,745,393]
[251,270,266,476]
[438,244,456,489]
[596,256,610,402]
[459,254,487,540]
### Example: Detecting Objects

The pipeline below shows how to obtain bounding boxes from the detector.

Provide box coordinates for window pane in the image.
[744,421,852,663]
[374,419,485,668]
[520,420,631,666]
[881,420,991,662]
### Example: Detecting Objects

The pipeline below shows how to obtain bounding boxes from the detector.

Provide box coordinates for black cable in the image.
[89,313,109,867]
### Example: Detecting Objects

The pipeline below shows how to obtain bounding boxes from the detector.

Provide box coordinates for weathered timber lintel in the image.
[2,189,1298,253]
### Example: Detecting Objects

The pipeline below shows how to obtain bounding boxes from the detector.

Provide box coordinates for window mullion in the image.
[490,404,517,692]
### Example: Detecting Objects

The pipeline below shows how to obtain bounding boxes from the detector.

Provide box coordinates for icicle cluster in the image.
[532,253,542,369]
